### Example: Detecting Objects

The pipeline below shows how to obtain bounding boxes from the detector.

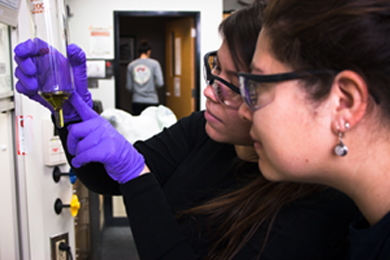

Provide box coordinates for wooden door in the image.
[165,17,195,120]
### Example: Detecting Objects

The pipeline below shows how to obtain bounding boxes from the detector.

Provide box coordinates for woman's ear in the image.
[330,70,369,133]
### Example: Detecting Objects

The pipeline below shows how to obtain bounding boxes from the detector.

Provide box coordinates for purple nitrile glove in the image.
[67,92,145,184]
[14,38,92,123]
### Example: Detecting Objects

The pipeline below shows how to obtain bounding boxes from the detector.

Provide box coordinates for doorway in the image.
[110,11,201,226]
[96,12,201,259]
[114,11,201,119]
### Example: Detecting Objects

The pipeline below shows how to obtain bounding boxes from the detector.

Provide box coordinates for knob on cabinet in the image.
[53,166,77,184]
[54,194,80,217]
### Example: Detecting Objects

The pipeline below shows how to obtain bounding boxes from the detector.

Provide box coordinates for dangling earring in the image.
[334,123,349,156]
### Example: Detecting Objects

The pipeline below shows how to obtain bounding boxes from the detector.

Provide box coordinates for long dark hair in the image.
[184,173,325,260]
[262,0,390,117]
[181,2,325,260]
[219,1,264,72]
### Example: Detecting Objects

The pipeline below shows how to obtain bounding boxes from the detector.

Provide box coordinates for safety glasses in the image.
[238,70,338,111]
[203,51,243,109]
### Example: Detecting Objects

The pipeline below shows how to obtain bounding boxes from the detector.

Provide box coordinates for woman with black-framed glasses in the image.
[239,0,390,259]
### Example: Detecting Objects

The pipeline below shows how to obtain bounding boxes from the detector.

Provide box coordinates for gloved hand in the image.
[67,92,146,184]
[14,38,92,123]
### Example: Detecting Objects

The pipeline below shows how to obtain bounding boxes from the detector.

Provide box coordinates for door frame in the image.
[113,11,201,111]
[108,11,200,226]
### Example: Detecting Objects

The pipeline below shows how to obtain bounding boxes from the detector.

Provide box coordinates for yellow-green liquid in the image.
[40,91,71,128]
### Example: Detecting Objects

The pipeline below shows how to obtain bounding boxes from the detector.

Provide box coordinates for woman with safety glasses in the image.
[239,0,390,258]
[14,1,356,259]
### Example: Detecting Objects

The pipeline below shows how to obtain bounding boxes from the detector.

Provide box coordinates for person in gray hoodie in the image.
[126,39,164,115]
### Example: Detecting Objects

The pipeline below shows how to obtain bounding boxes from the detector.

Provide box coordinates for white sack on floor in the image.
[101,105,177,144]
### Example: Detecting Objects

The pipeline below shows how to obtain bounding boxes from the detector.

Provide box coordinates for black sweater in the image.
[59,111,358,259]
[349,210,390,260]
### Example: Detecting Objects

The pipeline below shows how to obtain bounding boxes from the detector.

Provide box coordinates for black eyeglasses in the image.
[238,70,337,111]
[203,51,243,109]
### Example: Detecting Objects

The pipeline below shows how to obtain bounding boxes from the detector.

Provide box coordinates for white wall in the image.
[11,2,76,259]
[67,0,224,111]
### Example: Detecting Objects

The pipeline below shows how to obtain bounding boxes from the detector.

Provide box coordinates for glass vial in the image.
[26,0,74,128]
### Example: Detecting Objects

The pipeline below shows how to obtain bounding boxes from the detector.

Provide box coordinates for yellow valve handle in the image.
[70,194,80,217]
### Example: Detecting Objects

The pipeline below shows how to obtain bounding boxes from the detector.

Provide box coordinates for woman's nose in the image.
[238,102,253,122]
[203,83,218,103]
